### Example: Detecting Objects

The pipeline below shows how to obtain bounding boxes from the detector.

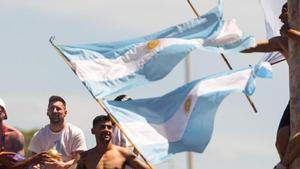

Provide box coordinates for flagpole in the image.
[49,37,154,169]
[186,0,258,113]
[185,55,193,169]
[96,99,154,169]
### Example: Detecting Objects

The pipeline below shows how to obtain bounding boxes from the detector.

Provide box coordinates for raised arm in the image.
[125,150,150,169]
[241,36,285,53]
[281,24,300,44]
[10,152,52,169]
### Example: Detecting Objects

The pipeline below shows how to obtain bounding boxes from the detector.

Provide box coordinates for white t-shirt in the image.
[28,123,87,162]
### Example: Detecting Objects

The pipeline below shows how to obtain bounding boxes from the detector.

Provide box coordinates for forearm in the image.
[241,40,276,53]
[286,28,300,44]
[10,158,34,169]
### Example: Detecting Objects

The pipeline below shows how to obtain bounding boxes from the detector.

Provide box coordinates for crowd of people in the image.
[0,95,149,169]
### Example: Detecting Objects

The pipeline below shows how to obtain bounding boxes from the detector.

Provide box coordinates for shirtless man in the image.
[76,115,149,169]
[0,98,25,155]
[242,3,300,169]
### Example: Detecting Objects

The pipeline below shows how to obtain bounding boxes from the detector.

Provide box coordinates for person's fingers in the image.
[0,152,16,156]
[43,161,55,165]
[40,156,54,162]
[42,158,57,164]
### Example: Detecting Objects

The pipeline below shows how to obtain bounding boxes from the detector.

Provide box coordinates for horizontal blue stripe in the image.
[202,34,256,54]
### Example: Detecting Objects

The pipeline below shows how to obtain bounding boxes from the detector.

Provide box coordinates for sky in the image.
[0,0,289,169]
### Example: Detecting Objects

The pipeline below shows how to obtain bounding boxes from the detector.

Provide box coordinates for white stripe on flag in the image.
[70,38,202,81]
[69,19,245,82]
[196,69,251,96]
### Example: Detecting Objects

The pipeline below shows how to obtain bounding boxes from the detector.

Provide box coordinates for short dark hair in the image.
[114,94,132,101]
[48,95,66,107]
[283,2,287,9]
[93,115,111,127]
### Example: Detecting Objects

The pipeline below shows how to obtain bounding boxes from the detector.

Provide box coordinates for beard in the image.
[49,114,62,124]
[0,112,7,120]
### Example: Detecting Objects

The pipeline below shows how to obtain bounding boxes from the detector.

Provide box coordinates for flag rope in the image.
[186,0,258,113]
[49,37,154,169]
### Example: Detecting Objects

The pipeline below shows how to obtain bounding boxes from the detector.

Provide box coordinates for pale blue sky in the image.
[0,0,289,168]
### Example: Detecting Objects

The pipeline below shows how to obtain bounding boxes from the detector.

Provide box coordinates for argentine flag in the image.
[53,0,255,98]
[103,62,272,164]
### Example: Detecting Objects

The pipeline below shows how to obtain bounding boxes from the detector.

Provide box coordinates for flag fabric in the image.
[103,61,272,164]
[53,0,255,99]
[260,0,286,64]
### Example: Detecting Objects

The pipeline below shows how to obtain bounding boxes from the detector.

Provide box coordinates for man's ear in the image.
[91,128,95,134]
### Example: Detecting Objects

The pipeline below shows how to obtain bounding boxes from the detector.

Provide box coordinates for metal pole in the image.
[185,55,193,169]
[288,0,300,168]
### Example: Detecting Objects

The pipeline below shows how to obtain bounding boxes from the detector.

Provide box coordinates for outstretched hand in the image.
[30,152,53,165]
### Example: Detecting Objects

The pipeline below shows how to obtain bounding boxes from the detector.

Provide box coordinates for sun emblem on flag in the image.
[147,39,160,50]
[184,97,191,116]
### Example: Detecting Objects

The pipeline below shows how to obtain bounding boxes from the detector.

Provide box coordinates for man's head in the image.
[279,3,288,24]
[47,95,67,125]
[0,98,7,120]
[92,115,113,143]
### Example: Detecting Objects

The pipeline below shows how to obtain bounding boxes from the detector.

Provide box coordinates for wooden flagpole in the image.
[96,99,154,169]
[186,0,258,113]
[49,37,154,169]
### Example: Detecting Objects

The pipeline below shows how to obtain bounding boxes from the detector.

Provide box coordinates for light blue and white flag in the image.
[53,0,255,99]
[103,62,272,164]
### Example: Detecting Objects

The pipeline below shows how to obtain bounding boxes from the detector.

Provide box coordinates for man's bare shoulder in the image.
[4,125,24,140]
[113,145,138,161]
[113,145,130,153]
[80,147,96,157]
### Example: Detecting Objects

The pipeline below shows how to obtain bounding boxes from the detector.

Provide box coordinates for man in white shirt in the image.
[29,95,87,169]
